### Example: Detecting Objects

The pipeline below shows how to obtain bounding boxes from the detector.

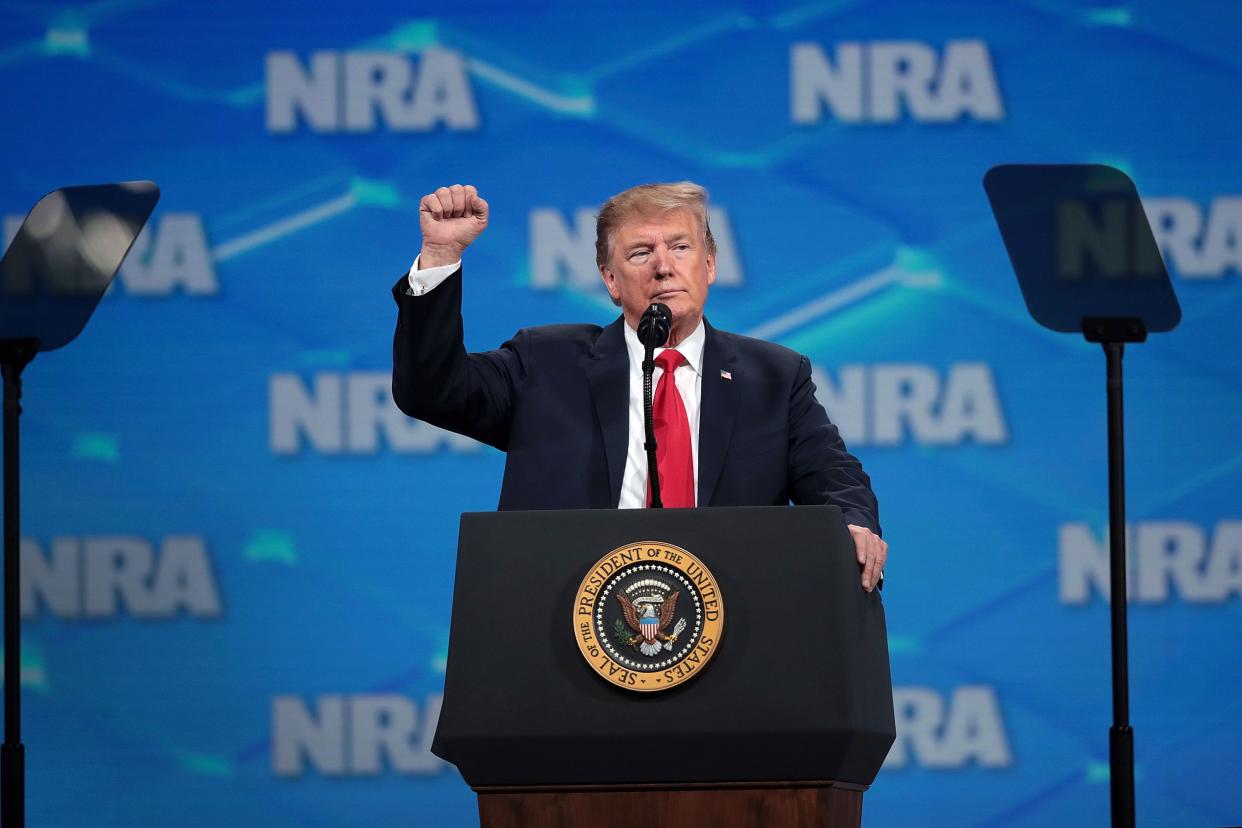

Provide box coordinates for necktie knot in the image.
[654,349,685,373]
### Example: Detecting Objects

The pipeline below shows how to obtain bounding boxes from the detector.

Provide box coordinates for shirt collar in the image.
[623,317,705,377]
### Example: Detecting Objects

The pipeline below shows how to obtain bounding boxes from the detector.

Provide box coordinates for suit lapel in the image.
[585,318,630,507]
[698,320,740,507]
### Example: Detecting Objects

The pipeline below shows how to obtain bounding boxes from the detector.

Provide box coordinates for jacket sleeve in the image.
[786,355,881,535]
[391,269,526,451]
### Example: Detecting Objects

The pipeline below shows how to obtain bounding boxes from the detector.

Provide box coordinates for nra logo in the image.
[269,372,482,455]
[791,40,1004,125]
[814,363,1007,447]
[1060,521,1242,604]
[21,535,222,619]
[272,693,444,776]
[1145,197,1242,279]
[266,49,479,133]
[3,214,217,296]
[529,206,744,290]
[884,685,1011,770]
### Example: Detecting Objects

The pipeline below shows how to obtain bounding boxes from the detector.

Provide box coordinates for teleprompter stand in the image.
[0,182,159,826]
[984,164,1181,828]
[433,506,895,828]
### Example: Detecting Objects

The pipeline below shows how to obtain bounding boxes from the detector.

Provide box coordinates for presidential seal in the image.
[573,541,724,692]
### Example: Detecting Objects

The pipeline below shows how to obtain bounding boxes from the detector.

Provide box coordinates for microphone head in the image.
[637,302,672,348]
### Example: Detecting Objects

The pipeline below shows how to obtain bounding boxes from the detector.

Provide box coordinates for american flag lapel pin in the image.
[720,370,732,380]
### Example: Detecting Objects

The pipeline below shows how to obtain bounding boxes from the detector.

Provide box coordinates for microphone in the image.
[637,303,672,349]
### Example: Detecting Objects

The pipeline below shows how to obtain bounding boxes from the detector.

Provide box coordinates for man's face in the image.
[599,209,717,341]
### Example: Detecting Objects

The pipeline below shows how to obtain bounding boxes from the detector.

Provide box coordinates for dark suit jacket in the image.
[391,270,880,533]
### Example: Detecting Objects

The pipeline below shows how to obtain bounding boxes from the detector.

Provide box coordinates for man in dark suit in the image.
[392,182,888,591]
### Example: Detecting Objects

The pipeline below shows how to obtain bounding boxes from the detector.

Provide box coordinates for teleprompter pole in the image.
[1103,340,1134,828]
[0,182,159,826]
[2,339,36,828]
[984,162,1170,827]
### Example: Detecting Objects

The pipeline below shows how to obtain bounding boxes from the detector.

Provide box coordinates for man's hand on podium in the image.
[419,184,489,268]
[848,524,887,592]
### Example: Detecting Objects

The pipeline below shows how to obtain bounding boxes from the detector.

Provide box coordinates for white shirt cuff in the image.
[406,255,462,296]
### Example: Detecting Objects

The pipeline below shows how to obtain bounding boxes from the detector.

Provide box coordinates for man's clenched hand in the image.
[419,184,488,268]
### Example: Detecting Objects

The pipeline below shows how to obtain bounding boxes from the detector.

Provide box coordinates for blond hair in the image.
[595,182,715,267]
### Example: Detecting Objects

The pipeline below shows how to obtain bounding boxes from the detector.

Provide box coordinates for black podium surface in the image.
[432,506,894,789]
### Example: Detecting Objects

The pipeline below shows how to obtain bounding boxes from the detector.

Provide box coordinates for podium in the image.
[433,506,895,828]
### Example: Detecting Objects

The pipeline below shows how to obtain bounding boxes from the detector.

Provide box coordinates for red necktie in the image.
[649,349,695,508]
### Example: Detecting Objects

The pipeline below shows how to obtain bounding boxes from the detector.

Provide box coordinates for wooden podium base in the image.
[475,781,864,828]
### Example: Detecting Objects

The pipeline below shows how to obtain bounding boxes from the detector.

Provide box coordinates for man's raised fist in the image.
[419,184,488,267]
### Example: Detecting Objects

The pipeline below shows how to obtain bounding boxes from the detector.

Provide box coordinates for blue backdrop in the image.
[3,1,1240,825]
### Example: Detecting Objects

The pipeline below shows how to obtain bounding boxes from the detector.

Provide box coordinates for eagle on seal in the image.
[617,592,684,657]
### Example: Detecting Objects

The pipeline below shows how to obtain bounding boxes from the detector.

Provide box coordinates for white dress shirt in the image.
[617,320,703,508]
[407,257,459,295]
[407,258,704,508]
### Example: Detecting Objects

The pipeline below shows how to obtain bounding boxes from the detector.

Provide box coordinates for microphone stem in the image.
[643,342,662,509]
